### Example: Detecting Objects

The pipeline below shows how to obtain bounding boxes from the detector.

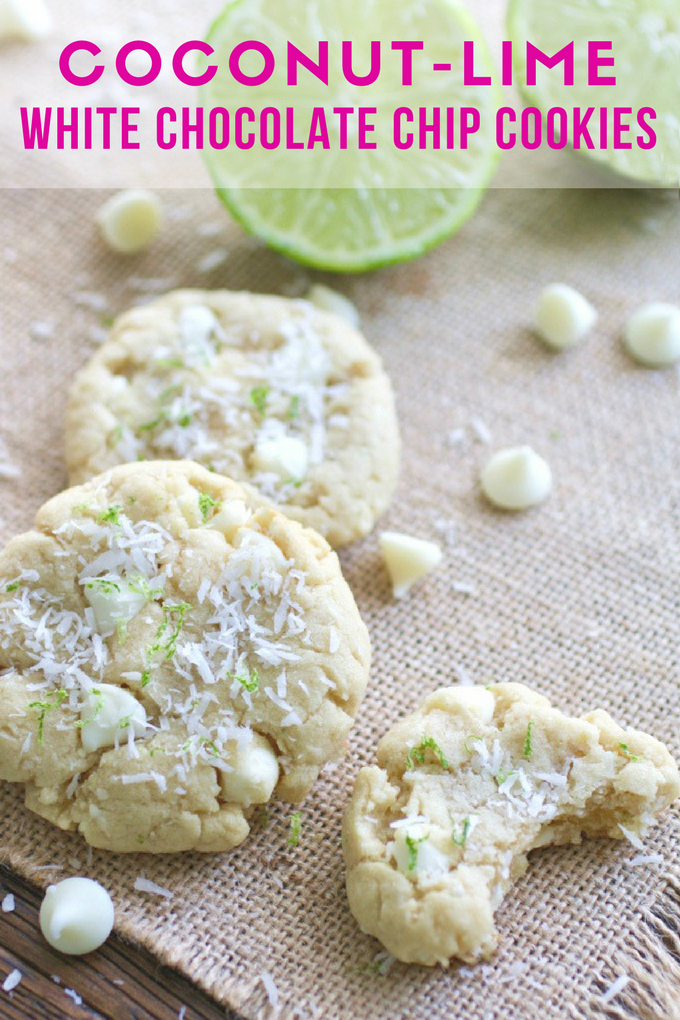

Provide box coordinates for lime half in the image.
[202,0,501,272]
[508,0,680,185]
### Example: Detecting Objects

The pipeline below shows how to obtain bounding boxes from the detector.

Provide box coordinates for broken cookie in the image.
[343,683,679,965]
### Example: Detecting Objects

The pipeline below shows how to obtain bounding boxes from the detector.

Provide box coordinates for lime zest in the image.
[452,817,471,848]
[148,602,192,659]
[228,669,259,693]
[128,575,163,601]
[287,811,302,847]
[107,424,124,448]
[198,492,221,522]
[406,736,449,771]
[29,688,68,745]
[464,734,482,755]
[155,357,184,370]
[618,742,640,763]
[98,505,122,526]
[250,385,269,415]
[86,577,121,594]
[495,767,516,787]
[523,721,534,759]
[405,833,427,871]
[160,384,182,403]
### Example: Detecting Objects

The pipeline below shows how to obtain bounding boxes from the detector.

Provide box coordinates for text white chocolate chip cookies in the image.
[65,290,400,547]
[0,461,370,853]
[343,683,679,965]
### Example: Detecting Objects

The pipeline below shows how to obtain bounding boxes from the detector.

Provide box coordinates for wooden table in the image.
[0,865,240,1020]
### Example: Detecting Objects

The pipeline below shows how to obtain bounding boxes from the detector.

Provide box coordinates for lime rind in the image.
[214,186,490,273]
[507,0,680,186]
[202,0,502,272]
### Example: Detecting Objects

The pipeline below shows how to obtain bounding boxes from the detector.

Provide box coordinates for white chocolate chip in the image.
[39,877,114,955]
[623,302,680,368]
[96,190,163,255]
[425,686,495,725]
[379,531,443,599]
[207,498,251,539]
[79,683,147,752]
[220,733,279,807]
[480,446,552,511]
[393,825,450,881]
[83,577,146,635]
[307,284,360,328]
[534,284,597,349]
[252,433,309,482]
[0,0,52,42]
[236,530,287,572]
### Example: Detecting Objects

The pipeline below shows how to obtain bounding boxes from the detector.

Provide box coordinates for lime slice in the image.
[508,0,680,185]
[202,0,501,272]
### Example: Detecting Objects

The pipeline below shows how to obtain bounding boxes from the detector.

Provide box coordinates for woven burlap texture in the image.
[0,187,678,1020]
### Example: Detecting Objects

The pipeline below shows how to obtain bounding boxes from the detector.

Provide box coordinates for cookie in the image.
[65,290,400,548]
[343,683,679,965]
[0,461,371,853]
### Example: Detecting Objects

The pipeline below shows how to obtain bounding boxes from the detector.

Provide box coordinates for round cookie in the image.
[65,290,400,548]
[343,683,679,966]
[0,461,371,853]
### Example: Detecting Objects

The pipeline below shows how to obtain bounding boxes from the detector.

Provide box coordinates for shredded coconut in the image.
[390,814,429,829]
[470,416,492,444]
[433,517,457,549]
[445,427,466,447]
[1,894,15,913]
[72,291,108,312]
[600,974,629,1005]
[618,824,645,850]
[260,970,279,1007]
[628,853,664,867]
[197,249,228,273]
[371,950,396,976]
[452,664,475,686]
[133,877,173,898]
[127,276,177,293]
[30,321,55,342]
[0,437,20,480]
[64,988,83,1005]
[2,969,21,993]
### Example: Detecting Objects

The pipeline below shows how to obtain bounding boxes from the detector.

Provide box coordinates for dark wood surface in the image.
[0,864,240,1020]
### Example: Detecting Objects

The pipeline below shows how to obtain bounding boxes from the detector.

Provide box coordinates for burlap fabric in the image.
[0,186,679,1020]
